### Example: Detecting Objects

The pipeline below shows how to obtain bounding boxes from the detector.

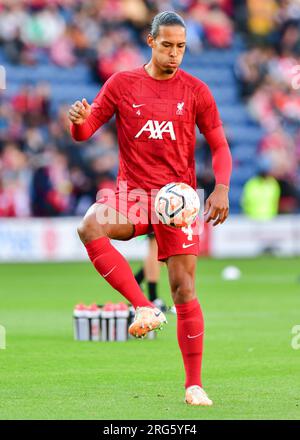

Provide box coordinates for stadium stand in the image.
[0,0,299,216]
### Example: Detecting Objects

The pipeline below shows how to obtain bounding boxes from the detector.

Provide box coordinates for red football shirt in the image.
[71,66,230,192]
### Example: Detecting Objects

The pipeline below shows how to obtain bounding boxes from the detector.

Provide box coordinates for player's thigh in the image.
[152,221,200,262]
[80,202,134,241]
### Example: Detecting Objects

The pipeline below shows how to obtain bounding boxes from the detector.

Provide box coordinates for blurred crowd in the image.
[0,0,234,71]
[235,0,300,213]
[0,0,299,217]
[0,0,237,217]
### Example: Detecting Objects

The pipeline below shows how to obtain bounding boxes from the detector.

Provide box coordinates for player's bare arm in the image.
[68,98,91,125]
[204,183,229,226]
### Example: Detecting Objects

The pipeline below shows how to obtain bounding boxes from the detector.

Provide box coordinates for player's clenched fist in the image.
[68,98,91,125]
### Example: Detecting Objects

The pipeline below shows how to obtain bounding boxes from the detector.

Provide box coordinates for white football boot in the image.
[128,306,167,338]
[185,385,213,406]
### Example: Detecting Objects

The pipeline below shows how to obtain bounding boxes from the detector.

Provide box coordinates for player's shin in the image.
[175,297,204,388]
[85,236,152,309]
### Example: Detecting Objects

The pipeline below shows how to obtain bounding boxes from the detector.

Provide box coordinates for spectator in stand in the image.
[235,0,300,214]
[259,129,300,213]
[31,148,72,216]
[96,30,145,82]
[21,4,66,49]
[0,2,27,64]
[246,0,279,45]
[50,25,77,67]
[189,0,234,48]
[11,82,50,126]
[235,47,274,98]
[0,142,32,217]
[69,165,96,216]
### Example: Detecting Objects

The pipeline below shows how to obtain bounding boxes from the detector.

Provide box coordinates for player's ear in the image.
[147,34,155,48]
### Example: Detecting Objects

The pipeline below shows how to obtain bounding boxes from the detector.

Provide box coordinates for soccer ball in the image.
[154,182,200,227]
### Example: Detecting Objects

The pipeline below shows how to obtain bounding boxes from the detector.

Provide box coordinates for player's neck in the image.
[144,61,178,80]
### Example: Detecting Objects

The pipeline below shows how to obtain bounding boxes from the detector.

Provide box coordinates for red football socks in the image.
[175,298,204,388]
[85,236,153,309]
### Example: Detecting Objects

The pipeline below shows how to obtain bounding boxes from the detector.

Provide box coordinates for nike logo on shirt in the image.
[132,104,145,108]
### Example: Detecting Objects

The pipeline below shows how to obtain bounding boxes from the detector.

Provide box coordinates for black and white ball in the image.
[154,182,200,227]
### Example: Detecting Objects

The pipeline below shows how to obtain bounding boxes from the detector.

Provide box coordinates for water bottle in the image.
[101,303,115,341]
[115,303,129,341]
[87,304,101,341]
[73,303,89,341]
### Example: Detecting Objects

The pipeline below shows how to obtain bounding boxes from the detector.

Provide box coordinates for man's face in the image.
[148,25,186,74]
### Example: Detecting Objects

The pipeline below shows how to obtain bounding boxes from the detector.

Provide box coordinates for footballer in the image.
[68,11,232,406]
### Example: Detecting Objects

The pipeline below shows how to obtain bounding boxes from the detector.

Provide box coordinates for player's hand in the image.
[204,184,229,226]
[68,98,91,125]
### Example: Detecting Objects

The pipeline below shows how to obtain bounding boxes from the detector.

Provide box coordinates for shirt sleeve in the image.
[203,126,232,186]
[195,83,222,134]
[70,72,120,141]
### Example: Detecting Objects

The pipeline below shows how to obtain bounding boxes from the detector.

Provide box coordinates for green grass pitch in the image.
[0,257,299,420]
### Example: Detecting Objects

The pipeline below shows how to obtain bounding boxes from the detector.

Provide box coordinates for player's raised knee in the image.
[77,216,106,244]
[77,219,91,243]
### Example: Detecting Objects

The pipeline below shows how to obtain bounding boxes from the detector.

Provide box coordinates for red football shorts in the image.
[96,189,201,261]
